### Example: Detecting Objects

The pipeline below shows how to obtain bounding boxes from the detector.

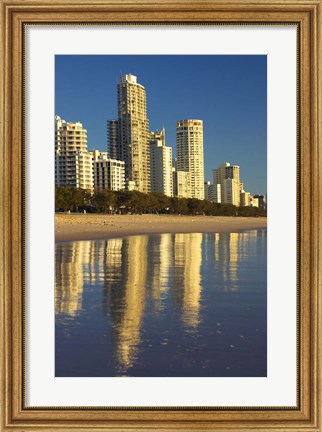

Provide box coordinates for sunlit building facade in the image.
[240,190,251,207]
[92,151,125,191]
[212,183,222,203]
[107,74,150,193]
[149,128,173,197]
[213,162,243,206]
[176,119,204,200]
[250,196,259,207]
[55,115,93,191]
[173,170,191,199]
[222,178,238,206]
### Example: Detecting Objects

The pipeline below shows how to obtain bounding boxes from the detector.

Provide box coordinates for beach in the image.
[55,213,267,242]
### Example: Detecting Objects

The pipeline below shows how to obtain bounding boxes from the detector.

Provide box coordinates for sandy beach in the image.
[55,213,267,242]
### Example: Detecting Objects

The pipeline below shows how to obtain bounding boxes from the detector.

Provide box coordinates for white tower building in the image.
[55,116,93,191]
[107,74,150,193]
[176,119,204,200]
[149,128,173,197]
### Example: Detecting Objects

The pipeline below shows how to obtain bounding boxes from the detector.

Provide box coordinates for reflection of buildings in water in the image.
[173,233,202,328]
[254,229,267,256]
[214,230,264,290]
[202,233,211,263]
[55,239,124,318]
[148,234,172,311]
[56,236,148,371]
[214,232,239,286]
[82,239,123,284]
[102,235,148,372]
[105,238,123,268]
[55,242,91,317]
[116,235,147,370]
[159,234,172,293]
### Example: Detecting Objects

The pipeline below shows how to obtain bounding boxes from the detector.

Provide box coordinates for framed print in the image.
[1,0,321,431]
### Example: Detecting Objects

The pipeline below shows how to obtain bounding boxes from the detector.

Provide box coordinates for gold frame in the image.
[1,0,321,430]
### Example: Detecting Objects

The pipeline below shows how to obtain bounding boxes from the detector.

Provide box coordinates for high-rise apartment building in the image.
[107,120,120,160]
[55,115,87,154]
[176,119,204,200]
[213,162,230,187]
[213,162,242,206]
[254,194,266,209]
[55,116,93,191]
[240,190,251,207]
[222,178,238,205]
[172,158,191,198]
[149,128,173,197]
[213,184,222,203]
[89,150,108,161]
[107,74,150,193]
[90,151,125,191]
[204,181,220,202]
[93,158,125,192]
[175,171,192,198]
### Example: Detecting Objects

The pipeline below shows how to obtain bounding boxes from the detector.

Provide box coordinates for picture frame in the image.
[0,0,321,430]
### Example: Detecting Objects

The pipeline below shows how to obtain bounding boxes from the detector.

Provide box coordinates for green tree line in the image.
[55,186,267,217]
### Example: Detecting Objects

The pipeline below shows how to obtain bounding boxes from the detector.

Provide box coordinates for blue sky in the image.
[55,55,267,195]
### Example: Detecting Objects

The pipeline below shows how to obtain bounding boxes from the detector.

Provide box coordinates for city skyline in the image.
[55,109,262,206]
[55,55,267,195]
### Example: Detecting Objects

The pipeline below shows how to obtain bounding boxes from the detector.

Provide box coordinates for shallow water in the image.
[55,230,267,377]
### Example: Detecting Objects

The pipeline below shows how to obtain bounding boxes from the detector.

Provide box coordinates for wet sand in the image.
[55,213,267,242]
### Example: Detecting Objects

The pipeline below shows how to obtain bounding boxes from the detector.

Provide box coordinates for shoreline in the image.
[55,214,267,242]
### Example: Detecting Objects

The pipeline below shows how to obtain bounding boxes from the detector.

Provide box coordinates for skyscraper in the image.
[149,128,173,197]
[176,119,204,200]
[107,74,150,193]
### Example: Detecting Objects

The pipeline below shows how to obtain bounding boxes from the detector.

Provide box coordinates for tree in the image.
[171,197,188,214]
[92,190,116,213]
[55,186,69,211]
[187,198,202,215]
[55,186,88,212]
[151,192,171,212]
[55,185,267,217]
